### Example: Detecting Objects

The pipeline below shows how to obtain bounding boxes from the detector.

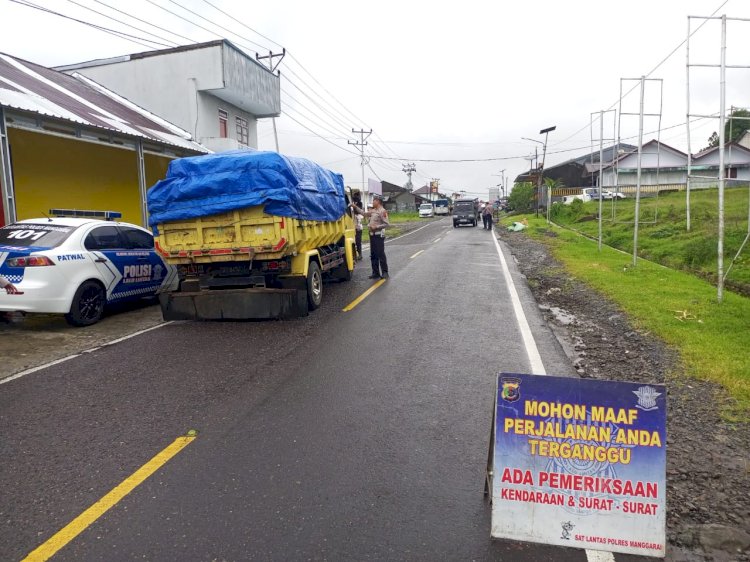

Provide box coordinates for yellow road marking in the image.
[433,237,442,243]
[410,250,424,259]
[23,434,196,562]
[342,278,387,311]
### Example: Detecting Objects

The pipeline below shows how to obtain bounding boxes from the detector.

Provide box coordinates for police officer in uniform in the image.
[366,195,390,279]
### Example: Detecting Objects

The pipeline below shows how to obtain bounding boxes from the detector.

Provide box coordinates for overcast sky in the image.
[2,0,749,198]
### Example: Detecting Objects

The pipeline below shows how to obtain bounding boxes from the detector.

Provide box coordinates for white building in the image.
[57,40,281,153]
[692,143,750,182]
[601,141,688,187]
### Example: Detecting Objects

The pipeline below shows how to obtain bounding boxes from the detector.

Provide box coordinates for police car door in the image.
[118,225,176,294]
[83,225,148,302]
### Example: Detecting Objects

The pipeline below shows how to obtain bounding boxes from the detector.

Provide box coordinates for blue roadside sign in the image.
[489,373,667,558]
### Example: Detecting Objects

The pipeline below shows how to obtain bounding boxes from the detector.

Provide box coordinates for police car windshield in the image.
[0,223,76,248]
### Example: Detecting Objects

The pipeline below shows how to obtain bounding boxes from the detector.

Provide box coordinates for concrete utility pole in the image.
[492,169,506,197]
[402,162,416,190]
[524,128,556,219]
[349,128,372,209]
[256,49,286,153]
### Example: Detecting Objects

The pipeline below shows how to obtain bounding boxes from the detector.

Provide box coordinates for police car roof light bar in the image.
[49,209,122,221]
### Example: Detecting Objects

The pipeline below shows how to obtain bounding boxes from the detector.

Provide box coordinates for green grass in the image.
[360,211,433,241]
[548,188,750,292]
[502,215,750,419]
[387,211,420,223]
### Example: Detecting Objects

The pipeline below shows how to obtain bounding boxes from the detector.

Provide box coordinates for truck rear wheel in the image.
[307,261,323,310]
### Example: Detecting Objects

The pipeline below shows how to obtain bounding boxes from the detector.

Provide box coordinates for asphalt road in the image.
[1,219,605,561]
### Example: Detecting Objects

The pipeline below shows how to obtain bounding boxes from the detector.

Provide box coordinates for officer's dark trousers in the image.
[355,229,363,257]
[370,235,388,276]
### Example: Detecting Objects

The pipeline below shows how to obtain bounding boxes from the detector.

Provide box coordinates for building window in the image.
[236,116,249,146]
[218,109,228,138]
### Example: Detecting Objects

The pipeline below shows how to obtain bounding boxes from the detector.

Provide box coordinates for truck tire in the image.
[65,280,106,327]
[331,258,352,282]
[307,261,323,310]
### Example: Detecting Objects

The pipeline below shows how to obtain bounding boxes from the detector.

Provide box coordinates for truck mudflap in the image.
[159,287,309,321]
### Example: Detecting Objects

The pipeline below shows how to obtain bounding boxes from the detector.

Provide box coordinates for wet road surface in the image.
[2,219,608,561]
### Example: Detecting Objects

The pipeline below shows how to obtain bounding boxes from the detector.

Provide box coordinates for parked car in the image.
[562,188,627,204]
[0,211,178,326]
[418,203,435,218]
[602,189,627,200]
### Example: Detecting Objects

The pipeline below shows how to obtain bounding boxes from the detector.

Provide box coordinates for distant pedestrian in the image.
[350,195,364,261]
[482,204,494,230]
[0,275,21,294]
[365,195,390,279]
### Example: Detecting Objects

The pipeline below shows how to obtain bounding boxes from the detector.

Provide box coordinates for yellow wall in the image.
[10,128,174,226]
[145,153,171,191]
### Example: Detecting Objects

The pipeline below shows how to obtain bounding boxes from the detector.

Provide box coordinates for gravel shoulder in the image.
[497,225,750,562]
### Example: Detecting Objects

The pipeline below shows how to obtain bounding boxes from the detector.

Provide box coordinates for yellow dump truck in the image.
[147,151,356,320]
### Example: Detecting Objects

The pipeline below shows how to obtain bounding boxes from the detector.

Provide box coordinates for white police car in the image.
[0,210,178,326]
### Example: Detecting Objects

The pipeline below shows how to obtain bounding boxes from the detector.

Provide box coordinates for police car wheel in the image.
[307,261,323,310]
[65,280,106,327]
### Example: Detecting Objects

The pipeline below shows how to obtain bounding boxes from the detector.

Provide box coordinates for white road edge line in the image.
[0,321,174,386]
[489,232,615,562]
[490,232,545,374]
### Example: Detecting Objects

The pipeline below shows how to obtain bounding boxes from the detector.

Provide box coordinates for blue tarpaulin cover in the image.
[147,150,346,227]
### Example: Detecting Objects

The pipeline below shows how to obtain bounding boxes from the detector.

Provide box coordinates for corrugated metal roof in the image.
[0,52,207,153]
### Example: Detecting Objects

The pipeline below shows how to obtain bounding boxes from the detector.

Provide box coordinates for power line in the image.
[280,111,359,157]
[281,77,356,139]
[14,0,364,162]
[280,90,356,142]
[151,0,365,144]
[551,0,729,149]
[167,0,366,137]
[197,0,283,49]
[150,0,409,166]
[363,118,710,163]
[64,0,177,48]
[92,0,198,45]
[142,0,255,51]
[164,0,269,52]
[8,0,167,50]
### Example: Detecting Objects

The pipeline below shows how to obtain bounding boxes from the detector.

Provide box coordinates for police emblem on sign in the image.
[560,521,575,540]
[501,377,521,403]
[633,385,661,411]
